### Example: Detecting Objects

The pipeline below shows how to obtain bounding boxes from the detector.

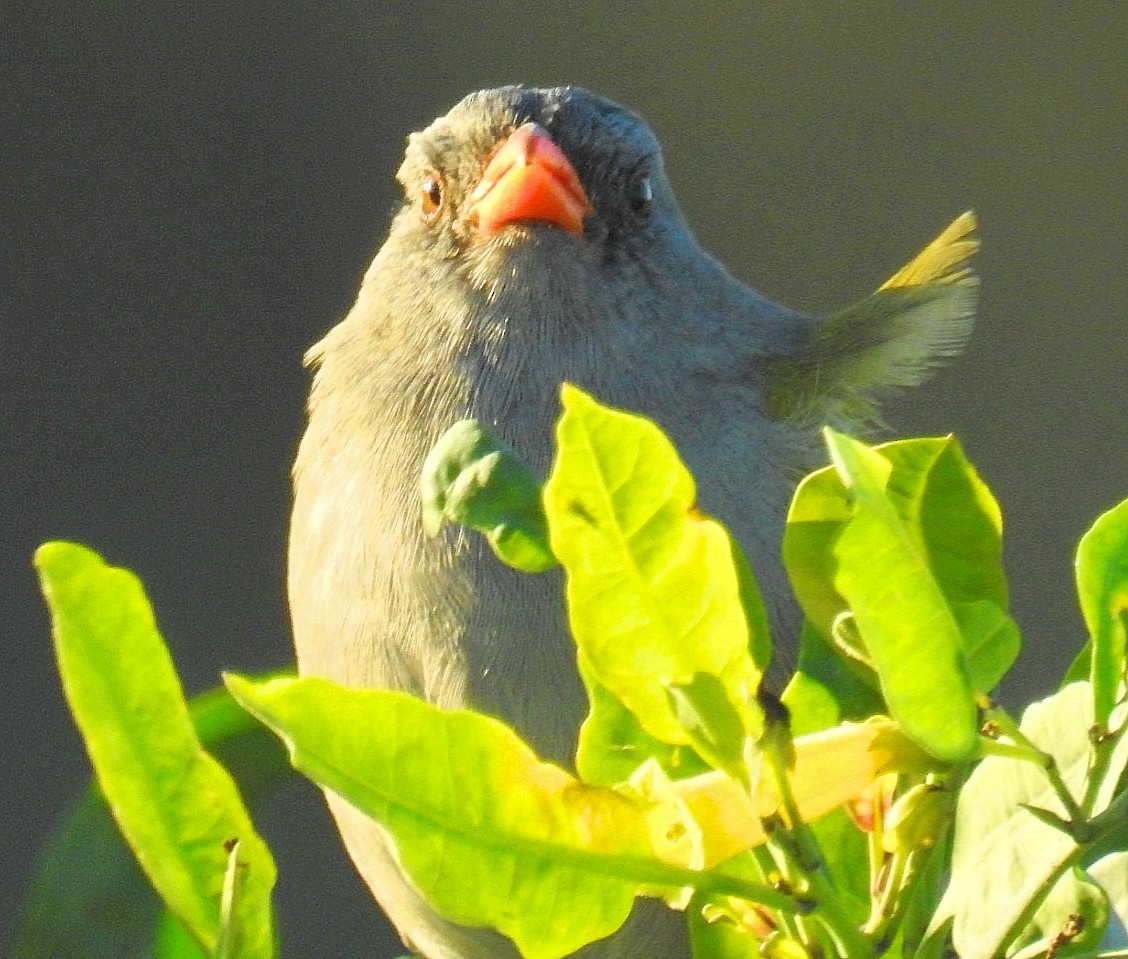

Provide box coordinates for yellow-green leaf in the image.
[225,674,688,959]
[1076,497,1128,726]
[35,543,275,959]
[822,431,978,761]
[544,385,764,747]
[785,432,1012,761]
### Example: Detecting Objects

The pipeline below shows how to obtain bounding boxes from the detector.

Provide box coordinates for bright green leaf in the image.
[225,674,694,959]
[808,808,872,926]
[575,652,709,788]
[727,533,773,674]
[952,600,1021,695]
[880,435,1006,610]
[421,419,555,573]
[13,678,290,959]
[779,668,840,738]
[35,542,275,959]
[781,622,883,736]
[544,385,763,746]
[885,436,1016,691]
[785,433,1014,737]
[1075,496,1128,726]
[822,430,978,762]
[782,464,855,643]
[664,672,760,791]
[1062,641,1091,688]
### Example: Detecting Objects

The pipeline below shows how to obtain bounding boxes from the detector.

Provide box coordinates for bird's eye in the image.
[627,174,653,216]
[420,173,444,220]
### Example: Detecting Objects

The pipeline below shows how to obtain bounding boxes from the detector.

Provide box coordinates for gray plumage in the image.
[288,85,977,959]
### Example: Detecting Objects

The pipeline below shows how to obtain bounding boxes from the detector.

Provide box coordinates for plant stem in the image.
[764,819,873,959]
[863,848,912,939]
[982,843,1083,959]
[983,708,1086,824]
[761,742,873,959]
[762,816,820,950]
[750,843,805,944]
[976,738,1049,765]
[691,866,803,914]
[1081,719,1128,818]
[867,799,884,913]
[807,863,874,959]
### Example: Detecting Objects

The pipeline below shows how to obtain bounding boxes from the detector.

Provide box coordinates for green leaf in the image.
[1021,867,1110,959]
[13,679,288,959]
[932,683,1128,959]
[575,651,709,788]
[727,533,773,674]
[544,384,764,746]
[913,916,955,959]
[785,433,1016,743]
[781,622,883,736]
[822,430,978,761]
[687,899,760,959]
[953,599,1022,695]
[686,856,771,958]
[12,787,161,959]
[1089,852,1128,951]
[807,807,872,926]
[1062,641,1092,688]
[778,668,839,739]
[35,542,275,959]
[785,431,1014,755]
[782,463,856,643]
[13,678,291,959]
[225,674,684,959]
[899,828,955,955]
[153,913,210,959]
[184,679,296,810]
[664,673,759,791]
[882,434,1006,610]
[1075,496,1128,726]
[421,419,555,573]
[884,435,1019,689]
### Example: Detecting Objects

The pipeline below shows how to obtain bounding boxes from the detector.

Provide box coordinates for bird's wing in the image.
[766,211,979,427]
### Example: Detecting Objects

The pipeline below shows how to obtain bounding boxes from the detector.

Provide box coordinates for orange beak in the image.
[466,122,588,236]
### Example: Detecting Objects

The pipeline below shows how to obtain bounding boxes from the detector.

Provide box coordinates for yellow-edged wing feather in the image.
[767,212,979,427]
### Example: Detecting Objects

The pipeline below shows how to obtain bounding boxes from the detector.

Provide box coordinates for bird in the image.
[288,85,978,959]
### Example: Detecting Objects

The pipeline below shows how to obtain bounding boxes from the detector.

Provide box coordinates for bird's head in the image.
[386,86,692,293]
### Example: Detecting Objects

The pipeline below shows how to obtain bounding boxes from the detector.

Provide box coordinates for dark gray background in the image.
[6,3,1127,956]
